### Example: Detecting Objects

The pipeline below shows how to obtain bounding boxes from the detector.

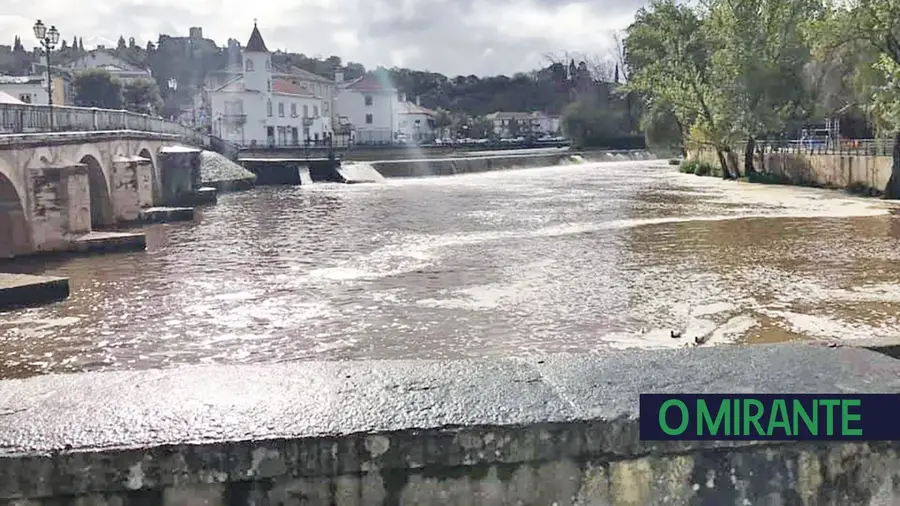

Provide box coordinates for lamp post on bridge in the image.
[33,20,60,131]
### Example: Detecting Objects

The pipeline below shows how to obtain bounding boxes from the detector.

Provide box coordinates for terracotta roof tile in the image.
[273,78,315,97]
[342,73,395,92]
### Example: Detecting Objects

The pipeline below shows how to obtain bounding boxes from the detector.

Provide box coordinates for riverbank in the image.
[686,149,891,196]
[0,343,896,505]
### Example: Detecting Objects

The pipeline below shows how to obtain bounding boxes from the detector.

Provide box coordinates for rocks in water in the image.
[200,151,256,192]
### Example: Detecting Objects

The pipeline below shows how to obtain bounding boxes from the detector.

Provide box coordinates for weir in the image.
[234,150,656,187]
[0,343,896,505]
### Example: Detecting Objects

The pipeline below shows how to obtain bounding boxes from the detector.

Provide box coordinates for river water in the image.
[2,160,900,378]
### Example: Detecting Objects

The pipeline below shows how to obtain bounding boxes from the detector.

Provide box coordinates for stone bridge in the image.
[0,131,202,259]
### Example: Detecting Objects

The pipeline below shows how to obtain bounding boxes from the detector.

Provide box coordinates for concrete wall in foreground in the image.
[689,149,893,192]
[0,344,897,505]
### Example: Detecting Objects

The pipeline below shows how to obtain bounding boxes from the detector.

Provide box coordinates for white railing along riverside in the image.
[0,103,206,145]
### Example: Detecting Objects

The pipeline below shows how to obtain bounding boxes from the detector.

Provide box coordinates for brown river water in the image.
[2,160,900,379]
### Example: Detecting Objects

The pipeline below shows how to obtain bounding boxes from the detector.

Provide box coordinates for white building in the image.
[204,59,337,132]
[0,75,47,104]
[485,111,561,139]
[206,23,331,147]
[395,96,435,143]
[336,71,398,145]
[63,49,152,84]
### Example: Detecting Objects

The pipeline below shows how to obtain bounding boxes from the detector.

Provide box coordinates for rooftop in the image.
[341,73,396,93]
[245,22,269,53]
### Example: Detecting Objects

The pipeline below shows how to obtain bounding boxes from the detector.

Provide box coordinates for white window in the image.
[364,95,373,106]
[365,114,373,124]
[313,105,318,117]
[267,80,271,92]
[265,58,270,71]
[323,101,329,113]
[303,104,309,118]
[245,59,253,71]
[290,103,297,117]
[19,94,31,103]
[266,99,272,117]
[278,102,284,117]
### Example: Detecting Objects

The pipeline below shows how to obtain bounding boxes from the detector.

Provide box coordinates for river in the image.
[1,159,899,378]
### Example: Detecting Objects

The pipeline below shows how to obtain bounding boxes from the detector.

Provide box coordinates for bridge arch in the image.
[78,154,114,229]
[138,147,156,201]
[0,161,31,259]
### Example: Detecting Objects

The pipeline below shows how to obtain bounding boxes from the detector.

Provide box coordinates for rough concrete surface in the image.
[0,273,69,310]
[0,344,897,505]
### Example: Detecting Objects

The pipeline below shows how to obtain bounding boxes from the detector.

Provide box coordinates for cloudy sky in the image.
[1,0,643,76]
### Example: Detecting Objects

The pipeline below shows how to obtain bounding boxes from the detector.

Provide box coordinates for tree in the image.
[73,70,123,109]
[117,36,127,51]
[78,37,84,51]
[824,0,900,196]
[705,0,820,173]
[122,78,163,115]
[624,0,734,177]
[433,108,452,138]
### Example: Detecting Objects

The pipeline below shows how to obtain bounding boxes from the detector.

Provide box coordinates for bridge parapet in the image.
[0,103,207,147]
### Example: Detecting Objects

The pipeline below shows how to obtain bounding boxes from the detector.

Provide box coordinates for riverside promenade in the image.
[0,343,897,505]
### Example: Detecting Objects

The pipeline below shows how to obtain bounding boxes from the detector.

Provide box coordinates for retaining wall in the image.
[0,343,897,505]
[689,149,893,193]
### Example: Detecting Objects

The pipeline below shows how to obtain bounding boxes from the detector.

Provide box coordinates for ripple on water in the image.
[2,161,900,377]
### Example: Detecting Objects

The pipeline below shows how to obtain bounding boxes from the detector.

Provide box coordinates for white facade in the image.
[205,65,337,134]
[486,111,561,138]
[336,74,398,144]
[0,76,48,105]
[395,98,435,143]
[63,50,152,84]
[207,24,331,146]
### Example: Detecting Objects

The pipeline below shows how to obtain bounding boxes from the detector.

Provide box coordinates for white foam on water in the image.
[298,166,313,185]
[337,162,386,183]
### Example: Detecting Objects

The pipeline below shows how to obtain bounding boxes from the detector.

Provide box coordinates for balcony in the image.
[221,113,247,124]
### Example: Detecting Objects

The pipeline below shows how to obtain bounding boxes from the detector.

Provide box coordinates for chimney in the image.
[334,69,344,83]
[416,96,421,106]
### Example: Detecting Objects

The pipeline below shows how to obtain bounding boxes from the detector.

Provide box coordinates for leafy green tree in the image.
[705,0,820,172]
[433,108,452,138]
[73,70,123,109]
[624,0,735,177]
[122,78,163,115]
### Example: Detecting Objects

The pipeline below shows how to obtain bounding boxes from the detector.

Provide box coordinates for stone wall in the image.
[689,149,893,192]
[0,344,897,505]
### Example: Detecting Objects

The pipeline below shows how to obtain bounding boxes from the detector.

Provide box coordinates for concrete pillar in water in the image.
[111,155,154,222]
[157,147,202,206]
[26,159,91,252]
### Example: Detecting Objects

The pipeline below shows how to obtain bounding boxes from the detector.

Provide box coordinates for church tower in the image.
[242,21,270,93]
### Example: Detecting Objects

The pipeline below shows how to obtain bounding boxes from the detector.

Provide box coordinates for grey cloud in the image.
[23,0,644,77]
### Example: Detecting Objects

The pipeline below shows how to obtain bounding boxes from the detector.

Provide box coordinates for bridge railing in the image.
[0,103,206,146]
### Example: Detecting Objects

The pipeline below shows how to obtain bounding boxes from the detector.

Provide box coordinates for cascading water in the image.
[337,162,386,183]
[298,166,313,185]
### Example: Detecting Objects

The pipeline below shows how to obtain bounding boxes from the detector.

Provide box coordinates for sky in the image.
[0,0,644,76]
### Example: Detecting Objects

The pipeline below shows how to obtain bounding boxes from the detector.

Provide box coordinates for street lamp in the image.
[33,20,60,130]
